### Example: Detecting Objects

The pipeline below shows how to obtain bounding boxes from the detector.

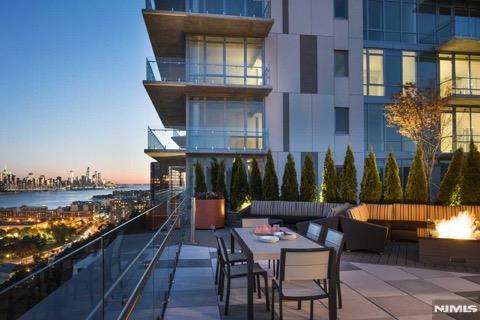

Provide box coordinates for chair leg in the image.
[257,275,262,299]
[297,301,301,310]
[225,277,231,316]
[218,271,224,301]
[323,279,328,292]
[264,274,270,311]
[337,280,342,309]
[215,259,219,285]
[310,300,314,320]
[268,260,271,268]
[279,297,283,320]
[276,260,280,278]
[271,283,275,320]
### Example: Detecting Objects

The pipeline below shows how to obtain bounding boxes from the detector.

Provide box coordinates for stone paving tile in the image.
[177,259,212,267]
[352,262,418,281]
[174,267,214,278]
[169,289,219,307]
[165,306,221,320]
[341,270,407,298]
[369,295,432,317]
[425,277,480,293]
[456,291,480,304]
[340,261,361,271]
[461,276,480,285]
[396,315,454,320]
[399,267,455,279]
[413,292,467,306]
[179,245,211,260]
[218,287,268,306]
[387,279,448,295]
[171,275,216,291]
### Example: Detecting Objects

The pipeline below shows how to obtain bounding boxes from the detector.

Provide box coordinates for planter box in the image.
[195,199,225,229]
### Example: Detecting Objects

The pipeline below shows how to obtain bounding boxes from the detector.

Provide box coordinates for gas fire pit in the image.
[417,212,480,267]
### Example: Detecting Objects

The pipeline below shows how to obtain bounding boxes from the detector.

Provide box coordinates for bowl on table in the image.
[257,235,280,243]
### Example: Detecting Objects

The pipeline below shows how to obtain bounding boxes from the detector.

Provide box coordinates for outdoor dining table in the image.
[230,227,337,320]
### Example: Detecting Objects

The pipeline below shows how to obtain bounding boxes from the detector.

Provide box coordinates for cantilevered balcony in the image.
[144,58,271,127]
[436,16,480,53]
[145,127,268,161]
[440,76,480,104]
[143,0,273,58]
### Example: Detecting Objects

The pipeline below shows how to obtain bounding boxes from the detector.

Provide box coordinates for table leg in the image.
[230,232,235,254]
[328,266,337,320]
[247,253,254,319]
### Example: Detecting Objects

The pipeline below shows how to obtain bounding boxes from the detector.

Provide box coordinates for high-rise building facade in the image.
[143,0,480,200]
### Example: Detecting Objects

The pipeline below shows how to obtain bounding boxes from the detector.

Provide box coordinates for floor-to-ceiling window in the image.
[188,97,264,151]
[439,53,480,96]
[441,106,480,152]
[364,49,385,96]
[187,35,265,86]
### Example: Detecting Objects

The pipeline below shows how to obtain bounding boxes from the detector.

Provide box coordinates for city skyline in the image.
[0,1,160,184]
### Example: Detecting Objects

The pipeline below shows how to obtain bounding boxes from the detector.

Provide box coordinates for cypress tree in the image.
[194,162,207,194]
[436,148,464,205]
[230,156,239,197]
[216,160,228,204]
[321,148,338,203]
[382,152,403,203]
[339,146,358,204]
[300,153,318,202]
[231,156,249,210]
[461,142,480,205]
[405,148,429,204]
[281,153,299,201]
[210,157,219,192]
[249,158,263,200]
[359,151,382,203]
[263,149,279,200]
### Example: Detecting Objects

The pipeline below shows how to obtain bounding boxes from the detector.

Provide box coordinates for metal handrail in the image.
[117,196,187,320]
[0,188,179,296]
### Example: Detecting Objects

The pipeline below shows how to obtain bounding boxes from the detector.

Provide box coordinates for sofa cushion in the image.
[392,204,429,222]
[249,201,343,218]
[327,202,352,218]
[347,204,369,222]
[365,204,394,220]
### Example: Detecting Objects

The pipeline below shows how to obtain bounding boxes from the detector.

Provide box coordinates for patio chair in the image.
[323,228,345,309]
[216,235,270,315]
[241,218,270,227]
[213,230,246,285]
[271,247,336,320]
[306,222,322,242]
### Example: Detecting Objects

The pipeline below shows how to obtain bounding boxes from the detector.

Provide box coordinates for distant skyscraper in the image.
[86,167,90,183]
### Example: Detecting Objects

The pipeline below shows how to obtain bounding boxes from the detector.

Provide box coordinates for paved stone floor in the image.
[163,244,480,320]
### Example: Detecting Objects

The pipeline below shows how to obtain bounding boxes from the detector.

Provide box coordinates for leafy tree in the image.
[194,162,207,194]
[300,153,317,202]
[461,142,480,205]
[216,160,228,204]
[249,158,263,200]
[231,156,249,210]
[405,148,429,203]
[382,152,403,203]
[339,146,358,204]
[436,148,464,205]
[281,153,299,201]
[263,149,279,200]
[210,157,219,192]
[385,83,449,197]
[359,151,382,203]
[321,148,338,203]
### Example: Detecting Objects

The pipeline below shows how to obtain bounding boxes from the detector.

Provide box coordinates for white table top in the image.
[233,227,323,261]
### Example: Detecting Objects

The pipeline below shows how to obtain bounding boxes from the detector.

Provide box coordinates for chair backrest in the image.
[215,234,230,265]
[306,222,322,242]
[280,248,333,282]
[242,218,269,228]
[324,228,345,262]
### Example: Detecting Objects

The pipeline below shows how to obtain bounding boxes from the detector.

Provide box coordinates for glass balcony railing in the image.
[0,189,187,320]
[442,135,480,153]
[437,16,480,43]
[147,127,268,153]
[146,57,269,86]
[440,77,480,97]
[145,0,271,19]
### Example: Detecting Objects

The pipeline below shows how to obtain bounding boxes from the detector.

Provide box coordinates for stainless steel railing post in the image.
[189,197,198,245]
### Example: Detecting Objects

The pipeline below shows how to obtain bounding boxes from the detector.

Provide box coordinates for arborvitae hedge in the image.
[231,156,249,210]
[263,149,279,200]
[216,160,228,204]
[194,162,207,194]
[437,148,464,205]
[359,151,382,203]
[339,146,358,204]
[405,148,429,204]
[230,156,239,198]
[382,152,403,203]
[321,148,338,203]
[281,153,299,201]
[210,157,219,192]
[249,158,263,200]
[300,153,317,202]
[461,142,480,205]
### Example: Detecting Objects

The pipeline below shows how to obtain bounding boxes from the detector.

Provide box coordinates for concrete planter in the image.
[195,198,225,229]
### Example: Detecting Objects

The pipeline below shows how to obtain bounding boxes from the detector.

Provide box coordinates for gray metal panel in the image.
[300,35,318,94]
[283,92,289,152]
[282,0,289,34]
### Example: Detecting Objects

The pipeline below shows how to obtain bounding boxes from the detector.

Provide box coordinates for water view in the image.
[0,185,149,208]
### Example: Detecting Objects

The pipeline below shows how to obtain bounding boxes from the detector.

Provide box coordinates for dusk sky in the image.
[0,1,160,184]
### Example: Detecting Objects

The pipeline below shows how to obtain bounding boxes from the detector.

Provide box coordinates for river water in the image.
[0,185,150,208]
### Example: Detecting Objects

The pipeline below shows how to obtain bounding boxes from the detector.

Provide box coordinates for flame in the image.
[435,211,477,240]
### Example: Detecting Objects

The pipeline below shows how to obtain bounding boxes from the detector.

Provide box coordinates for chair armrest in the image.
[339,217,388,254]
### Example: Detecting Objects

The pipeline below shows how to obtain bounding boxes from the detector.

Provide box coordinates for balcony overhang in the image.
[143,10,273,57]
[144,149,186,162]
[437,37,480,54]
[446,95,480,106]
[144,81,272,127]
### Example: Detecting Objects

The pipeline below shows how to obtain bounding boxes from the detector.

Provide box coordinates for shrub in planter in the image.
[216,160,228,208]
[321,148,338,203]
[437,148,463,205]
[281,153,299,201]
[461,142,480,205]
[249,158,263,200]
[300,153,317,202]
[405,148,428,204]
[210,157,219,192]
[231,156,249,211]
[263,149,279,200]
[194,162,207,194]
[339,146,358,204]
[359,151,382,203]
[382,152,403,203]
[194,192,225,229]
